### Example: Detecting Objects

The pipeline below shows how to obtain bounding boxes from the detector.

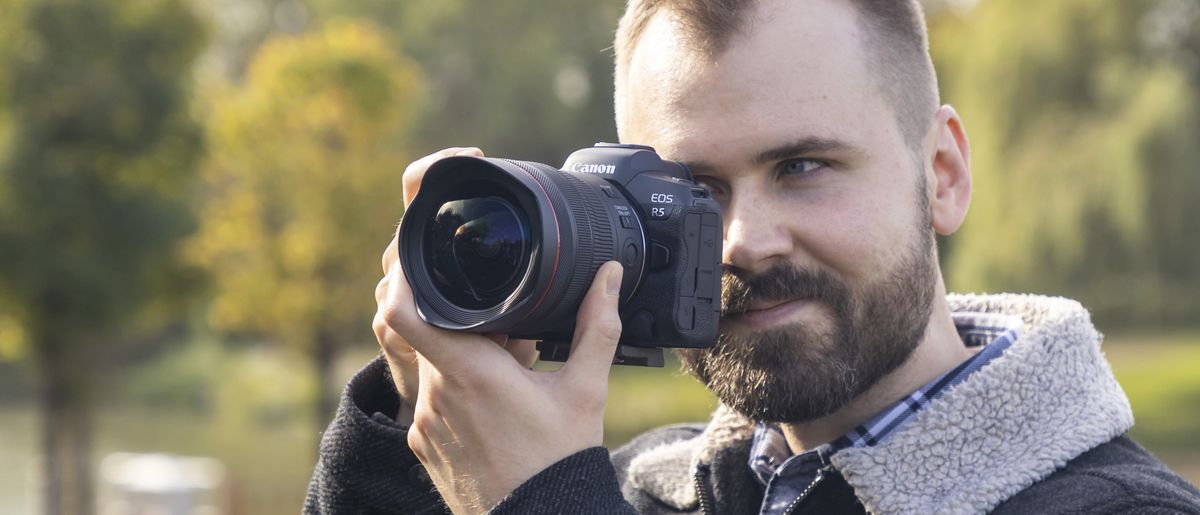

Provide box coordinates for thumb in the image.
[561,261,624,382]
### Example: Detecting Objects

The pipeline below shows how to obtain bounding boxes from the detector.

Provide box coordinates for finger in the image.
[380,256,495,367]
[414,353,438,410]
[505,339,539,369]
[393,148,481,272]
[381,232,399,274]
[560,261,624,383]
[374,311,417,369]
[408,357,440,461]
[375,275,389,305]
[403,147,485,208]
[487,334,538,369]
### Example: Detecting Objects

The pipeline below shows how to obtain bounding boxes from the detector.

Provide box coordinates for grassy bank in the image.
[1,330,1196,514]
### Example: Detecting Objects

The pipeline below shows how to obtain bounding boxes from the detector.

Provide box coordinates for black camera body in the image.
[398,143,722,367]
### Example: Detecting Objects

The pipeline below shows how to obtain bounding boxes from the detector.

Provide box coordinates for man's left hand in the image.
[387,260,625,514]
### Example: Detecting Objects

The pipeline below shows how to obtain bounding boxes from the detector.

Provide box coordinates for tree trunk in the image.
[36,333,94,515]
[314,331,337,430]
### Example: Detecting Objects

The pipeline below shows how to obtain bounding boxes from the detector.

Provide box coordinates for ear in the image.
[926,105,972,235]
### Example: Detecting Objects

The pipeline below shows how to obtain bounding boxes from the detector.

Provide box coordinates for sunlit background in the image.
[1,0,1198,514]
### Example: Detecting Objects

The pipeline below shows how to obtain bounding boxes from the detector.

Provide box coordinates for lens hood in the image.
[399,155,634,339]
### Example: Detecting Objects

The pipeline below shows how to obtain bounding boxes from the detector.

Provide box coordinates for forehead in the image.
[619,0,895,162]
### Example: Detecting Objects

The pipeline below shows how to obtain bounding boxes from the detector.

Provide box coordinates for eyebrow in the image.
[753,136,862,165]
[681,136,864,176]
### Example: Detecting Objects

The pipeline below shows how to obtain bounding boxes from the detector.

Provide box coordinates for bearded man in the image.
[304,0,1200,513]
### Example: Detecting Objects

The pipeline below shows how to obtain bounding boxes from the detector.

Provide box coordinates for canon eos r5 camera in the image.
[397,143,722,367]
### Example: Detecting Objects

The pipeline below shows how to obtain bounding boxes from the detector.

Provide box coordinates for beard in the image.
[676,208,937,424]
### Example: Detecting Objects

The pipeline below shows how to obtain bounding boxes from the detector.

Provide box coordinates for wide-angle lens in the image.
[424,194,531,309]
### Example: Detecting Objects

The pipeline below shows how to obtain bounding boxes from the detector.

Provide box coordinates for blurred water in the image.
[0,405,311,515]
[0,406,35,515]
[1,335,1197,514]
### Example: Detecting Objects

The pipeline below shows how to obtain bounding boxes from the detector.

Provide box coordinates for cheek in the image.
[788,179,917,281]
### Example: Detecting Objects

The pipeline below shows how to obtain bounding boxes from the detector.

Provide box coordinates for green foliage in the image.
[190,20,422,357]
[121,338,223,410]
[605,356,716,446]
[308,0,625,163]
[1105,331,1200,452]
[0,0,206,342]
[0,0,207,511]
[933,0,1200,325]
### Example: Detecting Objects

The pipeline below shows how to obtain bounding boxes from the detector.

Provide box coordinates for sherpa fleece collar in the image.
[626,294,1134,514]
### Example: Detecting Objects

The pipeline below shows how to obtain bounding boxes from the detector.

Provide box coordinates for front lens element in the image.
[425,194,531,309]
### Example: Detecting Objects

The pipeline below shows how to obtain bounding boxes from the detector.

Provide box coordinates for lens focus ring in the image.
[503,160,614,318]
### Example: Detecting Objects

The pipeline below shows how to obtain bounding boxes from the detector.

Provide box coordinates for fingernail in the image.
[606,263,623,296]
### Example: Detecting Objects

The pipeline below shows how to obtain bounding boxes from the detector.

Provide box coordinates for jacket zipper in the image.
[693,464,716,515]
[780,470,825,515]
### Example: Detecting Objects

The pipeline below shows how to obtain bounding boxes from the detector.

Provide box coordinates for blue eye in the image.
[781,159,825,176]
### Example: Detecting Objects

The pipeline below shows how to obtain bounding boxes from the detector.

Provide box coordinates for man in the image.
[306,0,1200,513]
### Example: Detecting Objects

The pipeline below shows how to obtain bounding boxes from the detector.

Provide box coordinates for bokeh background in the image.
[0,0,1197,513]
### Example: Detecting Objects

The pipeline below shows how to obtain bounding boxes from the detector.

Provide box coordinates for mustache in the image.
[720,263,845,316]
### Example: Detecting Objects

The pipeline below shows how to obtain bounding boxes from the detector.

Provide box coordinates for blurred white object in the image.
[100,453,227,515]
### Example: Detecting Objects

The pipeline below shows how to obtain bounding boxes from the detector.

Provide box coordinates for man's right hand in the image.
[371,147,539,426]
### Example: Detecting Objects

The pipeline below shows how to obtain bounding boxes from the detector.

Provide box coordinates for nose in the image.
[721,193,794,275]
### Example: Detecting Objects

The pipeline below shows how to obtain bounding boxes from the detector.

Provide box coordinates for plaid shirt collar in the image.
[748,312,1023,486]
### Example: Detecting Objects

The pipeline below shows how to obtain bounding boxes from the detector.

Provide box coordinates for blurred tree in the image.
[307,0,623,164]
[189,20,422,426]
[0,0,206,513]
[931,0,1200,326]
[196,0,313,80]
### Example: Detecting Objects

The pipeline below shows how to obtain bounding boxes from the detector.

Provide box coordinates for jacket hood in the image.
[626,293,1134,514]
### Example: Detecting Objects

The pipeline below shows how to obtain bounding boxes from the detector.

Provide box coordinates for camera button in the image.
[649,242,672,271]
[630,311,656,339]
[623,240,640,266]
[677,303,695,330]
[595,142,655,152]
[602,185,619,198]
[620,215,635,229]
[696,269,716,301]
[683,214,701,294]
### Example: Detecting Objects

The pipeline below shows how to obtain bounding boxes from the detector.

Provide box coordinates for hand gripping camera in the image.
[398,143,722,367]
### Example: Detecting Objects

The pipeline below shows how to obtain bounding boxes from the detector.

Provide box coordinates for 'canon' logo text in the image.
[571,163,616,175]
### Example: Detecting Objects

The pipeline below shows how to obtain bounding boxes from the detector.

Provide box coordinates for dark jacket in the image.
[305,294,1200,514]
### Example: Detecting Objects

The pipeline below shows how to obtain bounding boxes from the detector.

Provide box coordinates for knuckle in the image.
[571,383,607,413]
[381,302,410,330]
[372,314,389,342]
[376,321,415,358]
[423,394,442,416]
[403,157,430,181]
[403,149,452,186]
[374,277,389,304]
[380,243,398,272]
[409,410,430,434]
[595,317,623,342]
[402,171,424,194]
[421,381,443,411]
[406,425,427,459]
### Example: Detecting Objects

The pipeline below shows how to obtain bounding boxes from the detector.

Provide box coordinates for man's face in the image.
[618,0,938,423]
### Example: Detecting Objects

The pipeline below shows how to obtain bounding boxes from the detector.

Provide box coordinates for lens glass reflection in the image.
[424,193,531,309]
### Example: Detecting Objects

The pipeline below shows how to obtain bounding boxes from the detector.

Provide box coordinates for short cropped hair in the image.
[613,0,940,149]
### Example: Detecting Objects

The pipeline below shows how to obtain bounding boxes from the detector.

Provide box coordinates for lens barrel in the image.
[399,156,644,338]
